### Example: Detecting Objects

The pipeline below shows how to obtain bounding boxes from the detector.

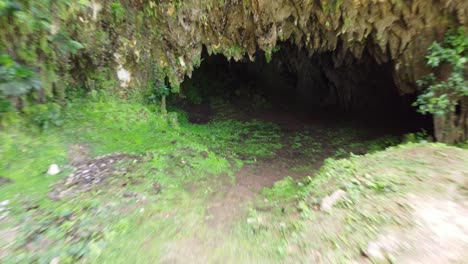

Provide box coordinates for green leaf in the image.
[67,40,84,53]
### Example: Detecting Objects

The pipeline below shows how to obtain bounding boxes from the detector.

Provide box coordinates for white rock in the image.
[0,200,9,207]
[117,65,131,88]
[50,257,60,264]
[247,217,256,224]
[320,190,347,212]
[362,234,402,262]
[47,164,61,176]
[364,240,386,261]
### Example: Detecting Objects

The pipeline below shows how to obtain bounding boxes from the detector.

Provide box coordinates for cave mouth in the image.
[176,43,432,135]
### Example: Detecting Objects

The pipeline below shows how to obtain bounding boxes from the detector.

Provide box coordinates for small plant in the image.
[110,2,126,23]
[24,102,63,130]
[147,82,170,104]
[403,130,429,143]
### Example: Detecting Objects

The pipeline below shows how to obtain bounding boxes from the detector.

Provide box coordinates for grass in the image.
[0,122,67,202]
[2,95,467,263]
[0,96,284,263]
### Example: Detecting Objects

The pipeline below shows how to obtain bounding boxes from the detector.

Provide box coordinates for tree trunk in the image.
[434,96,468,144]
[161,95,167,115]
[459,96,468,142]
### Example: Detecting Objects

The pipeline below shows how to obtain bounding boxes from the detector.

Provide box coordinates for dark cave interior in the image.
[177,44,432,135]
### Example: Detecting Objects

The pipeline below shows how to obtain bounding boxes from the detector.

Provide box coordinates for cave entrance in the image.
[177,44,432,137]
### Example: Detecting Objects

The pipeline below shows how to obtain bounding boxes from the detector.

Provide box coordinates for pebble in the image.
[0,200,9,207]
[50,257,60,264]
[47,164,61,176]
[247,217,256,224]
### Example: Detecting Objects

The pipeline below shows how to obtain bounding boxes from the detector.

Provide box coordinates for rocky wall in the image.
[1,0,466,97]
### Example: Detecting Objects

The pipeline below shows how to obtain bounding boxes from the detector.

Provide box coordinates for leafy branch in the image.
[0,54,41,97]
[414,27,468,116]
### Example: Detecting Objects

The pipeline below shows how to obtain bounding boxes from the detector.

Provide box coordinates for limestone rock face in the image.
[132,0,466,94]
[1,1,466,96]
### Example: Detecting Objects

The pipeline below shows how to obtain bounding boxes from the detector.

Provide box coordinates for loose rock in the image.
[123,192,138,198]
[50,257,60,264]
[320,190,347,212]
[47,164,61,176]
[362,234,403,262]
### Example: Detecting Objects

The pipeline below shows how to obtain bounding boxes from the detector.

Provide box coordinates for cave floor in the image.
[1,99,467,263]
[196,101,404,230]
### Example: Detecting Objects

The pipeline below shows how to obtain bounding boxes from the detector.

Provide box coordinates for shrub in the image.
[414,28,467,116]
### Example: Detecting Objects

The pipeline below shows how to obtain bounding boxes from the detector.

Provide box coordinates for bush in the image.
[0,54,41,97]
[24,103,63,130]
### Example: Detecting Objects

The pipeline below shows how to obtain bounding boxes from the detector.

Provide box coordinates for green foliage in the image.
[262,176,299,201]
[3,92,465,262]
[0,122,67,201]
[415,28,468,116]
[0,54,41,97]
[24,102,63,130]
[0,91,12,113]
[403,129,429,143]
[0,97,284,262]
[147,82,171,104]
[111,2,126,23]
[0,0,21,16]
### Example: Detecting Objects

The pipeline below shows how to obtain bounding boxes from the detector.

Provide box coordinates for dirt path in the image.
[204,109,343,230]
[206,145,308,229]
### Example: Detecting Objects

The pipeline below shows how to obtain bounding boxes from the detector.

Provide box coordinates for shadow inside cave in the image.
[175,43,432,138]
